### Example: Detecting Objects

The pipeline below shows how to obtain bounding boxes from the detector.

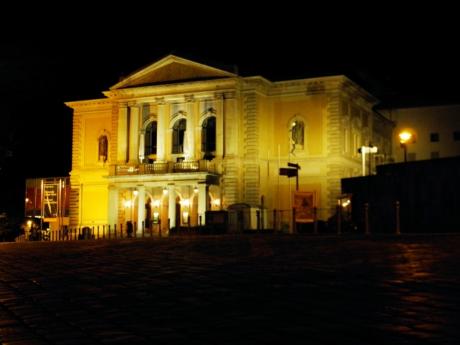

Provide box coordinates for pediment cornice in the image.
[110,55,237,90]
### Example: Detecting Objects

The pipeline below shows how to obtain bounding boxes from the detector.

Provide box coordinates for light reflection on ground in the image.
[0,235,459,344]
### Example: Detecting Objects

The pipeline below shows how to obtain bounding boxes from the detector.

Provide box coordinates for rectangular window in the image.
[430,132,439,142]
[453,131,460,141]
[430,151,439,159]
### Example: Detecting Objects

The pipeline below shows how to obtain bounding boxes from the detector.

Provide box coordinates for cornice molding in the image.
[65,99,112,110]
[103,78,239,100]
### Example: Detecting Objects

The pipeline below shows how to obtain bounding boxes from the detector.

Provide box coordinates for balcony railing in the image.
[112,160,216,176]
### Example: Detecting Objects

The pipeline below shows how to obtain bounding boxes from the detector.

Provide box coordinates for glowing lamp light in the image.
[182,211,189,223]
[180,199,190,207]
[341,199,351,208]
[133,189,139,197]
[213,199,221,207]
[124,200,132,208]
[194,186,198,193]
[399,131,413,144]
[152,200,161,208]
[163,187,168,195]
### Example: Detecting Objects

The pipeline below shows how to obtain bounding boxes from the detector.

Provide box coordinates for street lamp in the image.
[398,131,413,163]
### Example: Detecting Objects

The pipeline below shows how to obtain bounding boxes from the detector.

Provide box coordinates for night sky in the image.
[1,10,459,218]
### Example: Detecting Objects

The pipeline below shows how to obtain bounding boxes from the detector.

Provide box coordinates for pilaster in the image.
[108,185,119,226]
[185,95,195,160]
[117,103,128,163]
[156,98,166,161]
[129,103,140,164]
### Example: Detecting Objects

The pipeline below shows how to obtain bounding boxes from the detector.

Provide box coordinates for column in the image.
[185,95,195,160]
[156,99,166,161]
[129,104,140,164]
[139,130,145,162]
[117,104,128,163]
[108,185,119,227]
[137,185,145,234]
[198,183,208,225]
[168,185,176,228]
[215,93,224,158]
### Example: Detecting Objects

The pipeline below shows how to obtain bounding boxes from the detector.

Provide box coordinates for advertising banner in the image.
[293,191,315,223]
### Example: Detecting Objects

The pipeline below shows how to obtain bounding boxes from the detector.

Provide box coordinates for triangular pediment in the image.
[110,55,237,89]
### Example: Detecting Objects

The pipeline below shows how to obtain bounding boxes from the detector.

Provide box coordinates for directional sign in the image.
[287,162,301,170]
[279,167,298,177]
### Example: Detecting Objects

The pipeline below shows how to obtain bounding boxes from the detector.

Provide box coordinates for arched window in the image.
[98,135,108,162]
[172,119,186,154]
[201,116,216,159]
[145,121,157,161]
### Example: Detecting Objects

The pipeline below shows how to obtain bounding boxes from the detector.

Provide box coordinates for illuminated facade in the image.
[66,55,393,232]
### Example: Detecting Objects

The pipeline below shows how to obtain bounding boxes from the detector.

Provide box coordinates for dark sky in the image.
[1,10,459,217]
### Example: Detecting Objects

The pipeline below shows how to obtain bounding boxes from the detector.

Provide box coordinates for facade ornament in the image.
[184,94,195,103]
[155,97,165,105]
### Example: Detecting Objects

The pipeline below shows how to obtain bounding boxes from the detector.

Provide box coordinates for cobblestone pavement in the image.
[0,234,459,344]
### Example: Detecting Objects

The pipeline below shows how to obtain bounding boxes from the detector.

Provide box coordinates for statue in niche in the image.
[98,135,108,162]
[290,120,304,153]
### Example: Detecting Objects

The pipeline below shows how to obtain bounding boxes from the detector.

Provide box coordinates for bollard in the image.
[336,205,342,235]
[292,208,296,234]
[364,203,370,235]
[395,201,401,235]
[313,207,318,234]
[273,209,277,232]
[256,210,261,231]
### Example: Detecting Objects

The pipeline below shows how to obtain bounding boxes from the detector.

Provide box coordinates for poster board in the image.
[293,191,316,223]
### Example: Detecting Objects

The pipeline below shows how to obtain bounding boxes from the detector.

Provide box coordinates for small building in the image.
[25,177,70,231]
[380,104,460,162]
[342,156,460,233]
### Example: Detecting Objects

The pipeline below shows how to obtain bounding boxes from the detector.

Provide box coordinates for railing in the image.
[112,160,216,176]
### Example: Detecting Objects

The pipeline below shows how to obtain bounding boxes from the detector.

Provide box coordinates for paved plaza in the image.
[1,234,460,344]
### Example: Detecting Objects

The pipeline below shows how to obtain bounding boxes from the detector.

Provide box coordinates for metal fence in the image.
[16,202,404,242]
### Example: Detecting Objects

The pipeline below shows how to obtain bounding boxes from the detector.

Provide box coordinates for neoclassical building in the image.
[66,55,393,233]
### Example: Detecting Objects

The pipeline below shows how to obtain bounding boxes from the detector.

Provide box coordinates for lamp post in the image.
[398,131,413,163]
